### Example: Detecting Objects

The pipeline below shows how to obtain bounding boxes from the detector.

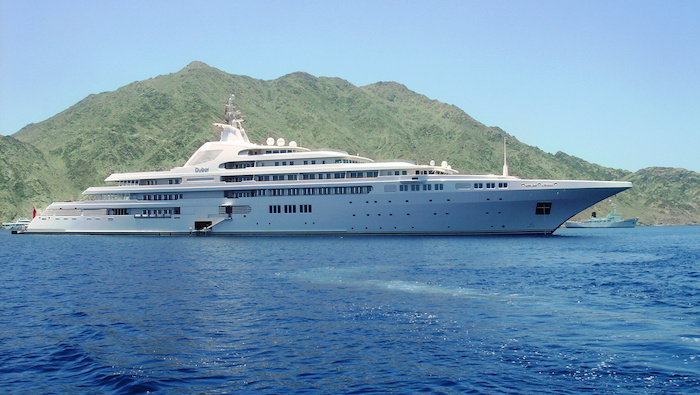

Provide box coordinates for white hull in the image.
[27,178,630,236]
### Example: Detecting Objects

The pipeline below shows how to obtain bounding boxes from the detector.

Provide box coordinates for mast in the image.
[225,94,239,125]
[502,137,509,177]
[218,94,251,143]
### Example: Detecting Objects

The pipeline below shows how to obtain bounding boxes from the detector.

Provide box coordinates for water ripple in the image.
[1,228,699,393]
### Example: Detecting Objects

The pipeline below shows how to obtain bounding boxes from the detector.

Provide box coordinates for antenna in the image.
[502,137,509,177]
[226,94,235,124]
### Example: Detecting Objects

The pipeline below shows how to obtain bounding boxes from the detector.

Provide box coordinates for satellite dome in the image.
[266,137,274,146]
[277,138,285,146]
[289,141,297,147]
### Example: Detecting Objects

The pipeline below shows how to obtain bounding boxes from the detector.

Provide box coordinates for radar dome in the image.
[289,141,297,147]
[266,138,274,146]
[430,160,435,166]
[441,161,448,168]
[276,138,285,146]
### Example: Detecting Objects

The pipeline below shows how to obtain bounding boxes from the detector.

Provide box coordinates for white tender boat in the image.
[26,95,632,235]
[565,203,638,228]
[2,217,31,233]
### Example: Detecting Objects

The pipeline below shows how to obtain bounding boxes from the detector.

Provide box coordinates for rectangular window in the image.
[536,202,552,215]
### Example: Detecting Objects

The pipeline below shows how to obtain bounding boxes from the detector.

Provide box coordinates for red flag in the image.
[33,206,37,218]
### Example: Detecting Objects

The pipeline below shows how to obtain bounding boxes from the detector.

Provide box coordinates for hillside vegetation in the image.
[4,61,698,225]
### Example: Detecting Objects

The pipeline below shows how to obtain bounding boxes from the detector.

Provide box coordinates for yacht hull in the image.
[25,179,630,236]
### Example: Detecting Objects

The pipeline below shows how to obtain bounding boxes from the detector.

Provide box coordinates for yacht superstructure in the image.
[26,95,632,235]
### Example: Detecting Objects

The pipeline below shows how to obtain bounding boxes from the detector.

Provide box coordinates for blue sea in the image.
[1,226,699,394]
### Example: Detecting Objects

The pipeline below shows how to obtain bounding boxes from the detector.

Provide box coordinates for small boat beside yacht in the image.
[2,217,31,233]
[564,203,638,228]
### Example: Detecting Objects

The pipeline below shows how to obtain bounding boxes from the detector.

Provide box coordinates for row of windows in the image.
[263,149,294,154]
[118,178,181,186]
[220,205,252,215]
[222,175,255,182]
[224,186,373,198]
[389,170,445,175]
[220,161,255,169]
[465,182,509,190]
[269,204,313,214]
[93,194,130,200]
[141,194,184,201]
[134,208,181,218]
[399,183,445,192]
[267,159,359,166]
[107,208,130,215]
[222,171,380,183]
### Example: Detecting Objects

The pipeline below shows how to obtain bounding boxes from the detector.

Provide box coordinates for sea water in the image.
[1,226,698,393]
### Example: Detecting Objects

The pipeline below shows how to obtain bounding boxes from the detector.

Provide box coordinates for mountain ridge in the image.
[3,62,698,225]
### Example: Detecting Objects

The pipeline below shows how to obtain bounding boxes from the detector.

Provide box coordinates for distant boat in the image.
[565,203,638,228]
[2,217,31,233]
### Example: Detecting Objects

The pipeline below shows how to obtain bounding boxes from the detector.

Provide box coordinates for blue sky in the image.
[1,0,699,172]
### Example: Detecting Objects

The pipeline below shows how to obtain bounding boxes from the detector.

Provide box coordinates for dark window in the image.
[536,202,552,215]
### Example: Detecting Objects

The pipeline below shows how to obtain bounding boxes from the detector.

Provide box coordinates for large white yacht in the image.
[26,95,631,235]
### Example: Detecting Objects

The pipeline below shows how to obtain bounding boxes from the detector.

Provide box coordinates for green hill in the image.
[0,135,72,220]
[4,61,699,226]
